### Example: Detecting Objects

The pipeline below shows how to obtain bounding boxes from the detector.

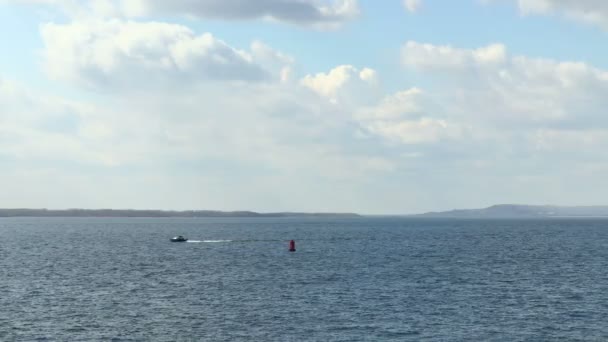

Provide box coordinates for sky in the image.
[0,0,607,214]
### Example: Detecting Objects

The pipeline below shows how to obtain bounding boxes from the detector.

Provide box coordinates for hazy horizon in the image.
[0,204,608,218]
[1,1,607,214]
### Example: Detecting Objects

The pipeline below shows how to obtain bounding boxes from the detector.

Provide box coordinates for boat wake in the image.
[186,240,232,243]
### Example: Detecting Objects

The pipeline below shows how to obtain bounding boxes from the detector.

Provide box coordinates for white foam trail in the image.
[186,240,232,243]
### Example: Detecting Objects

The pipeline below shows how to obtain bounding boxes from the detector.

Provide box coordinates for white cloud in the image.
[299,64,461,145]
[402,41,507,70]
[355,88,463,144]
[5,0,360,29]
[139,0,360,28]
[403,0,422,13]
[300,65,380,105]
[250,40,295,83]
[40,19,293,90]
[486,0,608,30]
[357,88,424,120]
[401,40,608,134]
[36,34,608,169]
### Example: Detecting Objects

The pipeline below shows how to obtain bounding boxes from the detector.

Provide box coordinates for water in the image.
[2,217,608,341]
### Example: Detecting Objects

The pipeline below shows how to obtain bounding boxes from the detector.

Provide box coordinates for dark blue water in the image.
[2,217,608,341]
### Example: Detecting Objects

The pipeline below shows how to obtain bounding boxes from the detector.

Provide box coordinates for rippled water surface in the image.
[2,217,608,341]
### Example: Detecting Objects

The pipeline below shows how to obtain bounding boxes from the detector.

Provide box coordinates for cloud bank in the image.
[41,20,293,90]
[488,0,608,30]
[5,0,360,29]
[1,1,607,213]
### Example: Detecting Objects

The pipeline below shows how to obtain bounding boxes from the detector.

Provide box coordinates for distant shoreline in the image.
[410,204,608,219]
[3,205,608,219]
[0,209,361,218]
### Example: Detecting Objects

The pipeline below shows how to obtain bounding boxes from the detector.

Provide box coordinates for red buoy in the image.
[289,240,296,252]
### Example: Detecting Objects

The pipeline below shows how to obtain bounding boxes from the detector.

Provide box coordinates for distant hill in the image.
[413,204,608,218]
[0,209,361,218]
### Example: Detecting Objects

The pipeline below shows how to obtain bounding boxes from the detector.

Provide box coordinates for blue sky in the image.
[0,0,607,214]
